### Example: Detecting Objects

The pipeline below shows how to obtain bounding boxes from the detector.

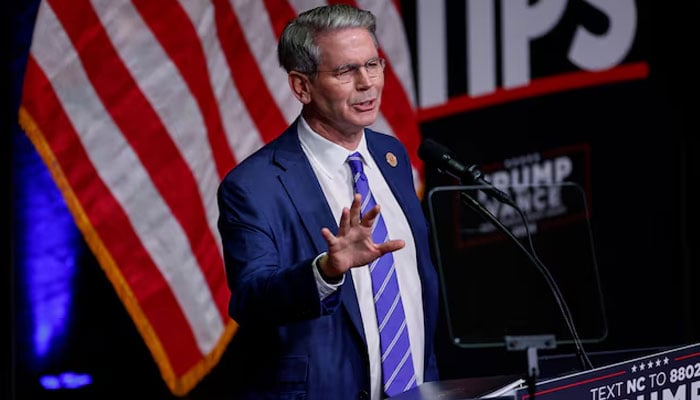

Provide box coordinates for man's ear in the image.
[289,71,312,104]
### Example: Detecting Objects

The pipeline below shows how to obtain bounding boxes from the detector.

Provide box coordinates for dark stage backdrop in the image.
[9,1,699,399]
[400,0,699,381]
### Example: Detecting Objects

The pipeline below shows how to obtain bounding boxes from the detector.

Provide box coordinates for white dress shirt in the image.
[297,117,425,400]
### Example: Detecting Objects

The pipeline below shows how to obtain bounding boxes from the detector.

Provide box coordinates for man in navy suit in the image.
[217,4,439,399]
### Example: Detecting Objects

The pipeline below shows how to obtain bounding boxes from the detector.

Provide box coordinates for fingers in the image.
[349,193,381,228]
[378,238,405,254]
[348,193,362,225]
[336,207,351,235]
[321,227,335,243]
[361,204,380,227]
[322,198,405,271]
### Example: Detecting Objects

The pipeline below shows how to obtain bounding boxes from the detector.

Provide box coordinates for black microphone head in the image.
[419,138,516,206]
[418,138,455,163]
[418,138,468,180]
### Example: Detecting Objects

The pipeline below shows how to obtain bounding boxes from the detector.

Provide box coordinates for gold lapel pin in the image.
[385,152,398,167]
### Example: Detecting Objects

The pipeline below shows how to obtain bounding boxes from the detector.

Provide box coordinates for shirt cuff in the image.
[312,252,345,299]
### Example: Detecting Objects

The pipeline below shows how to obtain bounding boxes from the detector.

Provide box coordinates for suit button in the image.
[357,390,370,400]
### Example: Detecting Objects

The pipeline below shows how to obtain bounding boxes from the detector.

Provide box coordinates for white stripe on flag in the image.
[288,0,327,15]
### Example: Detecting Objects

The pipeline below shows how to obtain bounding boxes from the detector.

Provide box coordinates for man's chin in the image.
[352,113,379,128]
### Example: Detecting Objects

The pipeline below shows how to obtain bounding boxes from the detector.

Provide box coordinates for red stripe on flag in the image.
[378,58,424,176]
[213,0,289,143]
[263,0,297,39]
[21,56,203,379]
[50,0,229,319]
[133,0,238,178]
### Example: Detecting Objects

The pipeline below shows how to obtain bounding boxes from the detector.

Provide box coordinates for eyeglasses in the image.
[314,57,386,83]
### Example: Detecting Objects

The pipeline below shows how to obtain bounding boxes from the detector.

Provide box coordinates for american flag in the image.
[19,0,423,395]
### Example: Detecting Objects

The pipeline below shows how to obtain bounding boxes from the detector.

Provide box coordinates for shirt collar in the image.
[297,116,372,176]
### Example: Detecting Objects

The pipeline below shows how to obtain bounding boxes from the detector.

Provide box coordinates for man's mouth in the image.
[353,98,376,111]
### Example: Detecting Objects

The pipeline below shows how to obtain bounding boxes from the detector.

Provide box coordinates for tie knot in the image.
[347,152,364,175]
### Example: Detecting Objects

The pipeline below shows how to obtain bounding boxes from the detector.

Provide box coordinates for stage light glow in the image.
[40,372,93,390]
[14,132,80,363]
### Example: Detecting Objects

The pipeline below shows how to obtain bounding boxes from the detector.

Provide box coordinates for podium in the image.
[390,343,700,399]
[512,342,700,400]
[388,374,520,400]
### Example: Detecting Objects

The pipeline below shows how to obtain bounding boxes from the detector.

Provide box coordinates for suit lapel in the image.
[272,126,367,342]
[367,132,412,219]
[273,129,335,255]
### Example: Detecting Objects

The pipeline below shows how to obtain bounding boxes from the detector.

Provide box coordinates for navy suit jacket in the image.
[217,121,440,399]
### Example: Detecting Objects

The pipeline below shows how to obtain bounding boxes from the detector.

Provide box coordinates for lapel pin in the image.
[385,152,398,167]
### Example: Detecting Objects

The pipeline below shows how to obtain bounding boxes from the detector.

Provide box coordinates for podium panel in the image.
[389,343,700,400]
[514,343,700,400]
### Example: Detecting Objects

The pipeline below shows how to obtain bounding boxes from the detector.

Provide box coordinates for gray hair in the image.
[277,4,378,74]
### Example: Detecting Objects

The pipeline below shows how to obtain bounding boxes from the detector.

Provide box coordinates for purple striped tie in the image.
[347,152,417,397]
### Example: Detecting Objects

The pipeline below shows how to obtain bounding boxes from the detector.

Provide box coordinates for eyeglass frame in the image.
[311,57,386,83]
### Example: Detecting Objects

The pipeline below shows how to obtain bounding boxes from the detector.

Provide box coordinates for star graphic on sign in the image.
[639,363,646,370]
[655,359,661,367]
[647,361,654,369]
[663,357,669,364]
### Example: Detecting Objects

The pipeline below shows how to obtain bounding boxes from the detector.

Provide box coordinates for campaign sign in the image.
[514,343,700,400]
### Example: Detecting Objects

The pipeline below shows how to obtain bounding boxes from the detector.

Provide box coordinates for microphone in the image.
[418,138,516,207]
